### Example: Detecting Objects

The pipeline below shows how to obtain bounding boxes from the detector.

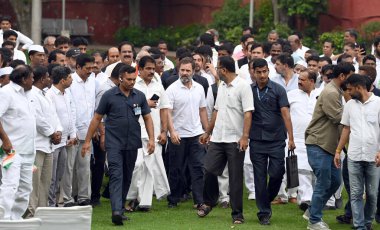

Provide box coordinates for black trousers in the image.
[107,149,137,212]
[342,156,352,217]
[91,139,106,202]
[167,135,205,205]
[250,140,285,219]
[203,142,245,219]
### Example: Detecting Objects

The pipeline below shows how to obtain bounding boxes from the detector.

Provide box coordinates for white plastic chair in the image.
[0,218,42,230]
[35,205,92,230]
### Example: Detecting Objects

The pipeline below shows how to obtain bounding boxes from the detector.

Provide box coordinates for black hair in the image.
[321,64,334,75]
[332,62,354,79]
[178,51,192,61]
[323,39,336,49]
[344,42,355,50]
[48,49,65,63]
[178,57,195,70]
[9,59,25,68]
[194,45,213,59]
[218,56,235,73]
[33,65,48,82]
[110,63,126,78]
[345,28,358,40]
[91,51,106,61]
[301,70,317,83]
[363,54,376,64]
[1,40,15,49]
[47,63,60,76]
[252,58,268,69]
[344,73,368,89]
[119,64,136,76]
[200,33,215,47]
[276,54,294,68]
[374,36,380,47]
[148,47,164,60]
[305,49,319,57]
[118,41,135,53]
[72,37,89,47]
[306,55,320,64]
[217,44,233,55]
[0,16,11,23]
[139,55,156,69]
[337,53,353,64]
[250,42,264,52]
[54,36,71,47]
[9,65,32,84]
[3,30,18,40]
[292,31,304,40]
[75,53,94,68]
[243,26,254,34]
[240,34,254,43]
[157,40,168,46]
[175,47,189,59]
[359,65,377,84]
[51,66,71,84]
[0,48,13,67]
[319,56,332,64]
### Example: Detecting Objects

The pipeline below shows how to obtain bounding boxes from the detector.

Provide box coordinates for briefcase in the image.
[286,149,299,188]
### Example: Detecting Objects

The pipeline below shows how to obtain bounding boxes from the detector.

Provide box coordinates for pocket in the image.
[366,113,377,123]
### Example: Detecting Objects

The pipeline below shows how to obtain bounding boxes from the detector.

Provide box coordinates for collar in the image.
[330,80,343,93]
[114,86,136,96]
[136,75,157,85]
[362,93,376,104]
[254,79,273,89]
[222,76,239,87]
[51,85,64,95]
[9,81,24,93]
[177,79,196,89]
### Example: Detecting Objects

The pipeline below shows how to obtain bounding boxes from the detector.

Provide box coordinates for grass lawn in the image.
[91,187,380,230]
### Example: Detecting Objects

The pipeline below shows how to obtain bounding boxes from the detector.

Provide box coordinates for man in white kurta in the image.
[126,56,170,209]
[276,70,320,207]
[0,65,36,220]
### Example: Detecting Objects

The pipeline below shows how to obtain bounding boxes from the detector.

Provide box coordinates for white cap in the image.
[296,60,308,68]
[28,45,45,54]
[0,67,13,76]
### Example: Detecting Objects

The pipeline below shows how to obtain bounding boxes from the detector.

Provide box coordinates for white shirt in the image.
[237,63,252,84]
[31,86,62,153]
[164,57,174,71]
[134,76,170,140]
[211,77,254,143]
[104,61,136,77]
[341,94,380,162]
[198,70,214,85]
[166,79,206,137]
[95,72,109,93]
[206,85,216,121]
[271,73,299,92]
[69,72,96,140]
[0,29,34,50]
[46,85,77,150]
[95,77,116,109]
[0,82,36,155]
[14,49,27,63]
[265,56,281,80]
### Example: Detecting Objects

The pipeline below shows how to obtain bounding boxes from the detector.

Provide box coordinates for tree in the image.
[128,0,141,27]
[9,0,32,37]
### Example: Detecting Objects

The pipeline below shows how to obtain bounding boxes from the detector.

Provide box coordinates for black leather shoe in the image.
[112,211,123,225]
[121,213,130,221]
[375,212,380,223]
[259,215,270,225]
[79,199,91,206]
[63,202,76,207]
[168,202,177,208]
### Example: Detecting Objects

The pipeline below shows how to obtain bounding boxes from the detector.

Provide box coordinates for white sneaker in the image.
[248,193,256,200]
[307,221,330,230]
[303,209,310,221]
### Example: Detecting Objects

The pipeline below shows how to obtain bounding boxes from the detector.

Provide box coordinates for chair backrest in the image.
[35,206,92,230]
[0,218,42,230]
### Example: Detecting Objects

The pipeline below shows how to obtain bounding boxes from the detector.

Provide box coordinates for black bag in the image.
[286,149,299,188]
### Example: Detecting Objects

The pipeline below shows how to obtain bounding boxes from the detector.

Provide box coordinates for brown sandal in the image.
[197,204,212,217]
[125,199,139,212]
[233,217,245,224]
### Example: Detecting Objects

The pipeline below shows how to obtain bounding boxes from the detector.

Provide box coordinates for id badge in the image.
[134,106,142,115]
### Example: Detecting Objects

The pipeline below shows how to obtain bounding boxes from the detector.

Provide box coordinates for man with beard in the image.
[158,40,174,71]
[304,62,354,230]
[272,53,298,92]
[334,74,380,230]
[197,56,254,224]
[193,52,214,85]
[0,65,36,219]
[165,57,208,209]
[249,58,295,225]
[82,65,154,225]
[105,41,136,77]
[265,42,282,79]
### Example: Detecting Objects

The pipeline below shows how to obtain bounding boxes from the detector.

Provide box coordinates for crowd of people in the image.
[1,15,380,230]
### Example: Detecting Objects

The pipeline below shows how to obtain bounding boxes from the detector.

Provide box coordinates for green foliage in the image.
[319,31,344,53]
[361,21,380,46]
[114,24,205,50]
[279,0,328,20]
[209,0,249,43]
[254,0,275,42]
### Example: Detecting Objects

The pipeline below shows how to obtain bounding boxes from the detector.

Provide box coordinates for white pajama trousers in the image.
[127,140,170,207]
[0,153,34,220]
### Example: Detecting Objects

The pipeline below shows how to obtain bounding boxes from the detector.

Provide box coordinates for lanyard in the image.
[256,87,268,101]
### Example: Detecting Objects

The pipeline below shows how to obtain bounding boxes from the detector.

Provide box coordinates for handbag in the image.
[286,149,299,188]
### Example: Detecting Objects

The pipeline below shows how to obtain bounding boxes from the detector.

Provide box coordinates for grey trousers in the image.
[28,150,53,215]
[48,146,68,207]
[62,141,91,204]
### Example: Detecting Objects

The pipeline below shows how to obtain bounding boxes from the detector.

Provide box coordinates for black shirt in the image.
[250,80,289,141]
[372,86,380,97]
[96,86,150,151]
[237,57,248,69]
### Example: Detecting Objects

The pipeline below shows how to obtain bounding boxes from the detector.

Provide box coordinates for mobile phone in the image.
[151,94,160,101]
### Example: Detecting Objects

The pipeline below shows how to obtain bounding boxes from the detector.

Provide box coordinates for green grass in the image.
[91,188,380,230]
